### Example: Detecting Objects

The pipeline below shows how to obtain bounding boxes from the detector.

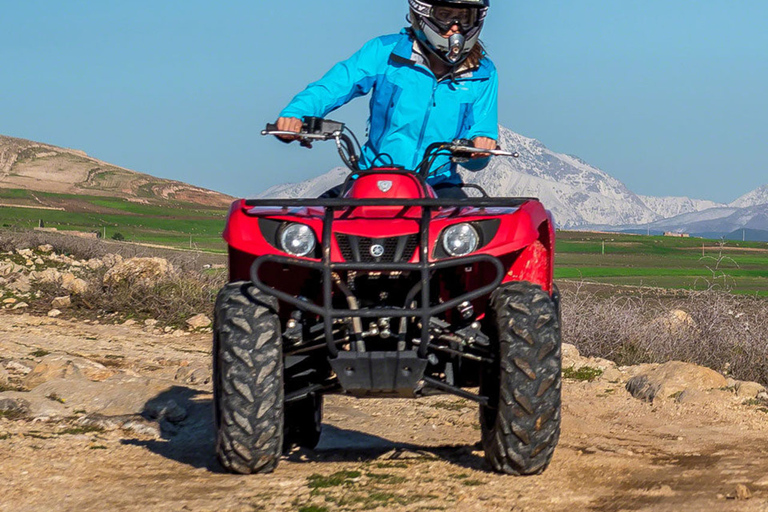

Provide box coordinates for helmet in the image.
[408,0,489,66]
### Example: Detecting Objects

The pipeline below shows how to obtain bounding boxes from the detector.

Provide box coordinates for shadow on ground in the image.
[123,388,489,473]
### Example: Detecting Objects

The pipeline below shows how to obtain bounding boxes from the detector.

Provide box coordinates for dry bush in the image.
[33,267,227,327]
[0,227,224,271]
[561,283,768,386]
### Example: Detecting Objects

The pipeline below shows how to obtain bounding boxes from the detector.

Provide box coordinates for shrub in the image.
[560,283,768,386]
[111,232,125,241]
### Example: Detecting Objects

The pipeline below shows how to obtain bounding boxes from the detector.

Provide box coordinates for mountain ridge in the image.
[0,134,233,208]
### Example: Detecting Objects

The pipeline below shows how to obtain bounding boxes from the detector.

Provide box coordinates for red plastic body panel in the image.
[224,171,555,294]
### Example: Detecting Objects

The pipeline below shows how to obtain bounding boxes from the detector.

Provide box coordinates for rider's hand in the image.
[472,137,497,157]
[276,117,308,145]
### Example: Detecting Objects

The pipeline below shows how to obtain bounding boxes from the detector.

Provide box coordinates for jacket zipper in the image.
[415,79,438,170]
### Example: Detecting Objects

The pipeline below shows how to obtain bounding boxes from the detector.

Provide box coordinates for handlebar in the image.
[262,117,519,175]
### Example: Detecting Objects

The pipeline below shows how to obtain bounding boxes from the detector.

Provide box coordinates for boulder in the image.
[103,257,173,286]
[186,313,211,330]
[7,274,31,293]
[626,361,727,402]
[31,373,176,417]
[24,354,114,389]
[34,268,62,284]
[101,253,123,268]
[0,396,30,418]
[735,381,766,399]
[0,366,9,387]
[85,258,104,270]
[37,244,54,253]
[61,273,89,295]
[12,302,29,310]
[51,296,71,309]
[47,309,62,318]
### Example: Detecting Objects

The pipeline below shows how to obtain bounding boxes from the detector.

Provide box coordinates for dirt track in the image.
[1,313,768,512]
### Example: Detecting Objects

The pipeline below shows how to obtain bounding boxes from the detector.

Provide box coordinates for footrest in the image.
[329,351,428,397]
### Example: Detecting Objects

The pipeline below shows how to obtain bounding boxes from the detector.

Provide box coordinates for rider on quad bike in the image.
[213,0,562,476]
[277,0,498,198]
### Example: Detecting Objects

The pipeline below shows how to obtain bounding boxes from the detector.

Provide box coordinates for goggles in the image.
[430,5,479,32]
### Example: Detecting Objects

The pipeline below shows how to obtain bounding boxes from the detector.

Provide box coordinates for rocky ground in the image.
[2,310,768,512]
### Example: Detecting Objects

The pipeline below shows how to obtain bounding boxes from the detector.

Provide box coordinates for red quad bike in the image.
[214,117,562,475]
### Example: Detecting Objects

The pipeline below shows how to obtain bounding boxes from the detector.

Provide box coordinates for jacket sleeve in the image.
[279,38,386,119]
[460,62,499,172]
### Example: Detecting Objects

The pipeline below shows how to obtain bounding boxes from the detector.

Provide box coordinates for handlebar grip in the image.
[265,123,279,132]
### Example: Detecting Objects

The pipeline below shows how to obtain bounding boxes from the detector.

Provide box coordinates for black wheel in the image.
[213,281,283,474]
[480,281,562,475]
[284,394,323,451]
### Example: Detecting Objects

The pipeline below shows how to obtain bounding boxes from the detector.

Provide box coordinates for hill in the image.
[0,135,233,251]
[0,135,232,208]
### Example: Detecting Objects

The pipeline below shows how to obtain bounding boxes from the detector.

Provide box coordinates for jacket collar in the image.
[391,29,491,80]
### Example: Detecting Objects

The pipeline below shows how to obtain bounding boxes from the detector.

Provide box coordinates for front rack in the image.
[246,196,537,358]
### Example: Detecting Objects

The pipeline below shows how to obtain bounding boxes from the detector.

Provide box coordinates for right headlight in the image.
[279,223,316,257]
[441,223,479,257]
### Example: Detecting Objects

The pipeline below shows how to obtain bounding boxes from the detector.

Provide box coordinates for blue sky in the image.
[1,1,767,203]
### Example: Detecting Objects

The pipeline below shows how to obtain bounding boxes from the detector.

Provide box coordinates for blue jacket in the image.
[280,29,499,185]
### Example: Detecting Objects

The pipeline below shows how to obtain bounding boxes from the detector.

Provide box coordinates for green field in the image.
[0,189,228,252]
[555,231,768,296]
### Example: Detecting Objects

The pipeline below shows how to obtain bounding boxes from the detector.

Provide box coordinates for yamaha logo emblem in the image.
[370,244,385,258]
[377,180,393,193]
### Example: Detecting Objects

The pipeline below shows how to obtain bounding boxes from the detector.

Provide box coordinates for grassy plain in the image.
[0,188,227,252]
[555,231,768,296]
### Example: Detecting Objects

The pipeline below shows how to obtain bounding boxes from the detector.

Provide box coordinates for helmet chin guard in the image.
[408,0,489,66]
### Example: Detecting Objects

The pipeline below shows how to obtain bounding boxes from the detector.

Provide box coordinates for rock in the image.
[144,398,187,423]
[7,275,31,293]
[6,360,34,375]
[561,343,582,368]
[34,268,62,284]
[51,296,71,309]
[0,397,30,418]
[144,319,158,327]
[186,313,211,330]
[735,484,752,500]
[34,257,44,265]
[735,381,766,399]
[31,373,176,418]
[101,253,123,268]
[655,309,696,332]
[103,257,173,286]
[175,365,211,385]
[77,414,162,438]
[37,244,54,253]
[2,298,17,304]
[61,273,89,295]
[12,302,29,310]
[24,354,114,389]
[16,248,34,258]
[47,309,62,318]
[85,258,104,270]
[0,366,9,386]
[625,361,727,402]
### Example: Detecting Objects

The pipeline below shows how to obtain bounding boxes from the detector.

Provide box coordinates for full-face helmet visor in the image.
[430,5,479,32]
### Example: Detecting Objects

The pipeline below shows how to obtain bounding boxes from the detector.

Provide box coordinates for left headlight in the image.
[442,223,479,257]
[279,223,317,257]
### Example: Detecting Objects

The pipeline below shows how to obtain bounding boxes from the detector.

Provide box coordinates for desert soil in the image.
[1,312,767,512]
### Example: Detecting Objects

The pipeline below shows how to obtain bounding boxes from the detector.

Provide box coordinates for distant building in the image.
[663,232,690,238]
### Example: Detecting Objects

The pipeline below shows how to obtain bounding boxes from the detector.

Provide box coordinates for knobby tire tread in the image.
[214,281,283,474]
[481,281,562,475]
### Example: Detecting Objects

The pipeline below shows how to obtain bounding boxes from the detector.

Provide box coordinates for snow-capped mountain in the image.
[730,185,768,208]
[637,195,725,219]
[255,124,767,238]
[258,126,662,228]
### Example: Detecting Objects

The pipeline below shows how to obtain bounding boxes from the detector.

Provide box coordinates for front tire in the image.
[480,281,562,475]
[213,281,283,474]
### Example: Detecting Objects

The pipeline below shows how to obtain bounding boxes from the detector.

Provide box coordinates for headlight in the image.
[442,223,479,257]
[279,223,316,257]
